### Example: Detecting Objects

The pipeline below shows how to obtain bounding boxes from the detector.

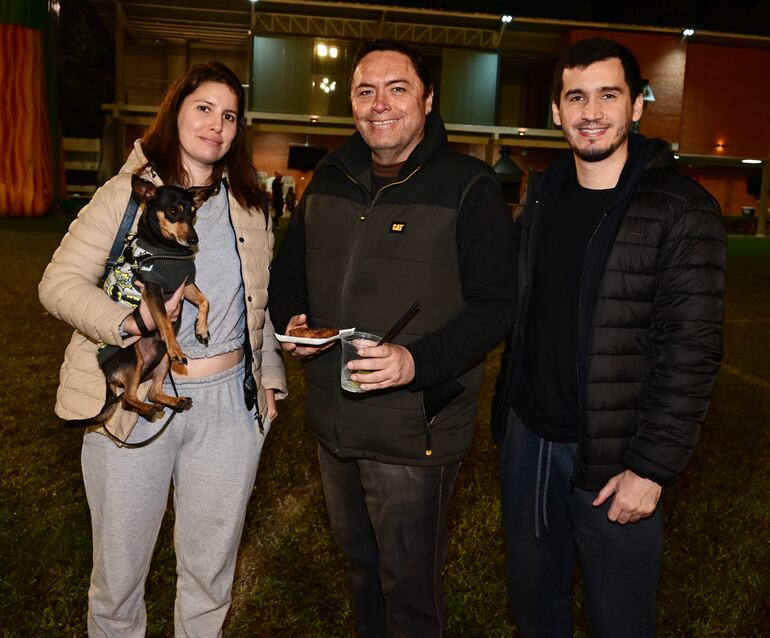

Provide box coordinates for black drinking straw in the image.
[376,301,420,346]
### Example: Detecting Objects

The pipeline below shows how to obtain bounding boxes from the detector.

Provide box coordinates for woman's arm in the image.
[38,176,135,345]
[260,309,288,405]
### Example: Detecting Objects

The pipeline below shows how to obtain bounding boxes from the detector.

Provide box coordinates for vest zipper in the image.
[332,164,422,450]
[573,210,607,484]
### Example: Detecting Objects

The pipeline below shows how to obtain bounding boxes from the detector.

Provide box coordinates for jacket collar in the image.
[537,133,673,207]
[327,112,448,186]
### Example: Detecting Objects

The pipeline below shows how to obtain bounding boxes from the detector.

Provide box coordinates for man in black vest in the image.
[269,39,515,637]
[492,38,725,636]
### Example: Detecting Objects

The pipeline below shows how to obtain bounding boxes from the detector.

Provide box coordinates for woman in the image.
[39,61,286,636]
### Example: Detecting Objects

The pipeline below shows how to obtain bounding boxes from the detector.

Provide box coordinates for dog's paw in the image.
[196,331,210,346]
[170,352,188,365]
[141,403,164,420]
[175,396,193,411]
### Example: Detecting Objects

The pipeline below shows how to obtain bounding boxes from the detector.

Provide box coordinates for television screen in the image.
[287,145,328,171]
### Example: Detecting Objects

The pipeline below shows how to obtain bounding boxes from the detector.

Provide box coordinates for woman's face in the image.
[177,81,239,184]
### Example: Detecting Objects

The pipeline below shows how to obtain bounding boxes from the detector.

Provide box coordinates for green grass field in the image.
[1,217,768,636]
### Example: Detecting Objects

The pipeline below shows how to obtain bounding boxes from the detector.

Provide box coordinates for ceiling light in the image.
[329,46,338,59]
[682,27,695,37]
[674,155,680,159]
[316,43,328,57]
[501,15,512,23]
[742,159,762,164]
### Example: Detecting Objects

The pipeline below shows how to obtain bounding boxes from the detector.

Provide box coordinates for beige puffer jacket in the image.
[39,141,287,440]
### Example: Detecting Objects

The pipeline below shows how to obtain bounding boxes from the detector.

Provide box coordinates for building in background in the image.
[58,1,770,234]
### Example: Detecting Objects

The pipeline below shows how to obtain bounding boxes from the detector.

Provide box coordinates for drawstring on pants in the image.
[534,438,553,546]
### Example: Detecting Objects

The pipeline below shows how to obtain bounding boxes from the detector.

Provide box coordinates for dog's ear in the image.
[131,175,157,203]
[188,186,214,211]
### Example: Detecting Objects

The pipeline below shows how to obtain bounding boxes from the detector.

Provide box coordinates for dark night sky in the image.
[343,0,770,37]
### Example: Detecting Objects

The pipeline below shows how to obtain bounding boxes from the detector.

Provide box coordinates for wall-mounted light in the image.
[716,141,725,152]
[329,46,338,59]
[249,0,259,4]
[501,15,513,23]
[320,78,336,93]
[742,159,762,164]
[682,27,695,37]
[316,43,328,57]
[642,79,656,102]
[517,128,527,136]
[674,155,680,159]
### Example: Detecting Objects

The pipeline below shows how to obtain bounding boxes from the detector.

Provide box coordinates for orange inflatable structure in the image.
[0,22,54,217]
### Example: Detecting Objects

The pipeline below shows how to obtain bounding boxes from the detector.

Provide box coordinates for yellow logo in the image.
[390,222,406,233]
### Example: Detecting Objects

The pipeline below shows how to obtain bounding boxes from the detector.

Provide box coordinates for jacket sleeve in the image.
[38,176,136,346]
[260,309,288,400]
[267,192,309,335]
[405,172,517,389]
[622,190,726,485]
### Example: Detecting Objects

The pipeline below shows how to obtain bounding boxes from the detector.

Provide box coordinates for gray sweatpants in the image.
[81,361,268,637]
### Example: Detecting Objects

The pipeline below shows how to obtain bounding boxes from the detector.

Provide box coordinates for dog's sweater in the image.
[97,237,196,364]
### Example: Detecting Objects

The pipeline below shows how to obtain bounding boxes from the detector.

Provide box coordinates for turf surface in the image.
[1,217,768,636]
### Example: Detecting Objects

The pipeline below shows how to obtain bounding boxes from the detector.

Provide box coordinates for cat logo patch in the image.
[390,222,407,234]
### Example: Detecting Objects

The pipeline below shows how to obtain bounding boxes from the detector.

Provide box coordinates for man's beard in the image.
[567,119,631,163]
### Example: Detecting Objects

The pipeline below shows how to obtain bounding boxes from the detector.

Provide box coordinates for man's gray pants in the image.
[81,361,268,637]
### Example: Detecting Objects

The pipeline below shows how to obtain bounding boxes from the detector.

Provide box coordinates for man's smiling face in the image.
[350,50,433,165]
[552,57,643,164]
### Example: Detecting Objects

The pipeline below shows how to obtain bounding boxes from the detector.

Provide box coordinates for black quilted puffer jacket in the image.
[492,134,726,490]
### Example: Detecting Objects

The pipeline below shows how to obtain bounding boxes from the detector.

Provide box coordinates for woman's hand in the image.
[266,389,278,421]
[121,281,186,336]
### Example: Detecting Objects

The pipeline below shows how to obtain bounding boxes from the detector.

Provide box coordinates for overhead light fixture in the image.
[742,159,762,164]
[329,46,338,59]
[316,43,328,57]
[517,128,527,136]
[501,15,513,23]
[682,27,695,37]
[674,155,680,159]
[320,77,336,93]
[493,147,523,182]
[249,0,259,3]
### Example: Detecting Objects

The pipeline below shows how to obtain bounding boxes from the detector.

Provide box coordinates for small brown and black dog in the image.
[66,175,212,427]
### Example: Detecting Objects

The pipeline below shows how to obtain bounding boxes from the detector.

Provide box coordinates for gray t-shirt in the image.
[177,185,246,358]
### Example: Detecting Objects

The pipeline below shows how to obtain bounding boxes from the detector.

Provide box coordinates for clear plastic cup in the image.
[340,331,380,393]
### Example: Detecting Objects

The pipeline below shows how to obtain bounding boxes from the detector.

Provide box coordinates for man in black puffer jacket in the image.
[269,39,515,637]
[492,38,725,637]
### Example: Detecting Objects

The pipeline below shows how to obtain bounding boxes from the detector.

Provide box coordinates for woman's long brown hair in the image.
[141,61,263,213]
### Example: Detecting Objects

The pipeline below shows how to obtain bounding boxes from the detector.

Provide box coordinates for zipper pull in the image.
[256,412,264,434]
[425,431,432,456]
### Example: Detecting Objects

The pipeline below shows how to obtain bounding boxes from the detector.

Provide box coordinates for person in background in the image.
[271,170,284,225]
[268,39,515,637]
[39,61,287,636]
[492,37,725,637]
[284,185,297,215]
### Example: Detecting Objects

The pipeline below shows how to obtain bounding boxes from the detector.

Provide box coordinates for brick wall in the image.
[680,43,770,157]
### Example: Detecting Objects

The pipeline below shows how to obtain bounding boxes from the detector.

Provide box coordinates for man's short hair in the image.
[552,37,643,105]
[349,39,433,99]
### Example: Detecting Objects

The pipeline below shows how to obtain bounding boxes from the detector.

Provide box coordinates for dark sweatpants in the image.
[500,410,663,638]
